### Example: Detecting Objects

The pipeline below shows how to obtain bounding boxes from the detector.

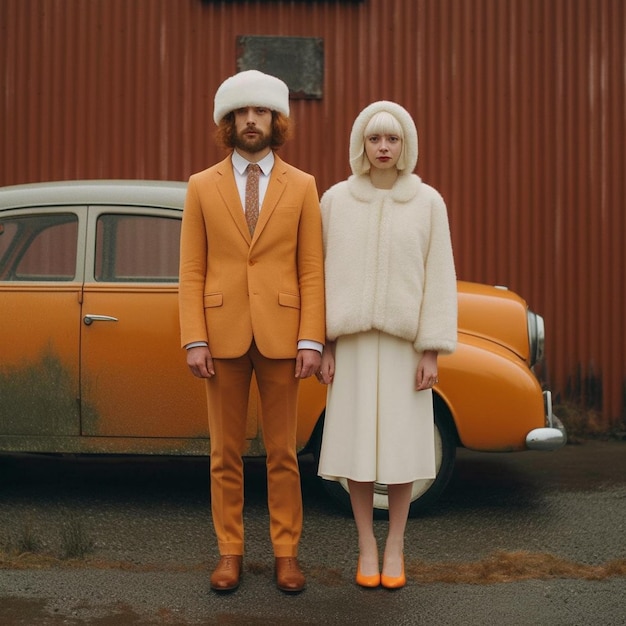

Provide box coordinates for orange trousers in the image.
[205,341,302,558]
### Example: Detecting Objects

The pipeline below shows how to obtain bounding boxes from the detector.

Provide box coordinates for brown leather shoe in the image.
[210,555,242,592]
[275,557,305,592]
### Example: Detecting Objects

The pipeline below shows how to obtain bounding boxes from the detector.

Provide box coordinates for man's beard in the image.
[234,127,272,154]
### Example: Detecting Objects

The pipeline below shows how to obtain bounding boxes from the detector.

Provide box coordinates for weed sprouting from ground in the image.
[59,515,94,560]
[3,519,44,556]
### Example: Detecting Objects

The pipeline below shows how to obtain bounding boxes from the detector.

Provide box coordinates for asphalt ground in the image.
[1,440,625,625]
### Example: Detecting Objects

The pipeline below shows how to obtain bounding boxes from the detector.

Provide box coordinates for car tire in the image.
[312,399,457,517]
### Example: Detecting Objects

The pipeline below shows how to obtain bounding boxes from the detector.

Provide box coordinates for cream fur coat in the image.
[321,145,457,354]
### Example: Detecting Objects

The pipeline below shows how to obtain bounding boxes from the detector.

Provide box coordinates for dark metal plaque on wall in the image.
[236,36,324,99]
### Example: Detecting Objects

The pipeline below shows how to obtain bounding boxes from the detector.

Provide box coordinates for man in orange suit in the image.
[179,70,325,593]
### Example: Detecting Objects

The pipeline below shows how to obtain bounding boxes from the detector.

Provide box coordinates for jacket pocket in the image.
[278,292,301,309]
[203,293,223,308]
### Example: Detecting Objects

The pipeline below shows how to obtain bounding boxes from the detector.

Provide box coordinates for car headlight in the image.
[527,310,545,366]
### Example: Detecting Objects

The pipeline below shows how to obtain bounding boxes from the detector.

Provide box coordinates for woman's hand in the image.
[317,342,336,385]
[415,350,439,391]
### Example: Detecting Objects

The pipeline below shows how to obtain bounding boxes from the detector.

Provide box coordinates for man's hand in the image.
[295,349,322,379]
[186,346,215,378]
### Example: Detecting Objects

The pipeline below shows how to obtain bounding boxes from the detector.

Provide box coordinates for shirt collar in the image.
[232,150,275,176]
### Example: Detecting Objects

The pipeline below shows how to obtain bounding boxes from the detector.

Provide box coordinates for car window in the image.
[0,213,78,281]
[95,214,181,282]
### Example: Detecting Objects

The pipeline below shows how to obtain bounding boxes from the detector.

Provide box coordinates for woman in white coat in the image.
[317,101,457,589]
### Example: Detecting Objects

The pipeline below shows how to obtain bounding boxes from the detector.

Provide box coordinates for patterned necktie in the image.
[245,163,261,236]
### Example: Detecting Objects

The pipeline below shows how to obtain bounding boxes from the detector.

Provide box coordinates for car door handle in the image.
[83,314,119,326]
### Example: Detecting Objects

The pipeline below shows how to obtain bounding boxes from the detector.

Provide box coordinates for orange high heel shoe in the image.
[356,558,380,588]
[381,556,406,589]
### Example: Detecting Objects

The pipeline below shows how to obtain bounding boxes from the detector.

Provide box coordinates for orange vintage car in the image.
[0,180,565,514]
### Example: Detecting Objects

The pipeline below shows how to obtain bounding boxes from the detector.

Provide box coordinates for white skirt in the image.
[317,330,436,485]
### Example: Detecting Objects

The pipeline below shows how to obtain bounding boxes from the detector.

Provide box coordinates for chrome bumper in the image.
[526,390,567,450]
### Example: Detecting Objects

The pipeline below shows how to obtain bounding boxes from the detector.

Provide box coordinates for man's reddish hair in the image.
[215,111,293,151]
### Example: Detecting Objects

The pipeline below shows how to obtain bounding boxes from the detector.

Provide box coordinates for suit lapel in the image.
[213,154,289,246]
[215,157,252,243]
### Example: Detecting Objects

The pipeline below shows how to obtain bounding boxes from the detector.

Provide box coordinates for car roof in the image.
[0,180,187,212]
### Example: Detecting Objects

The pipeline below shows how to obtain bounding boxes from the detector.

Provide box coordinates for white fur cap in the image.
[349,100,419,176]
[213,70,290,124]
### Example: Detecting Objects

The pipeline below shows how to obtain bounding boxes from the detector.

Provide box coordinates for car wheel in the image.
[312,402,457,517]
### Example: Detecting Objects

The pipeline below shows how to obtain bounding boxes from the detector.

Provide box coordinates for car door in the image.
[0,209,83,437]
[79,207,210,446]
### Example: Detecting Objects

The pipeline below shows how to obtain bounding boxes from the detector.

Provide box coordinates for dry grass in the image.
[0,551,208,572]
[1,550,625,585]
[307,564,345,587]
[553,400,626,443]
[407,551,626,584]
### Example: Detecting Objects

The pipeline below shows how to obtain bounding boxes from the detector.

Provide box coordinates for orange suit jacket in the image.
[179,154,326,359]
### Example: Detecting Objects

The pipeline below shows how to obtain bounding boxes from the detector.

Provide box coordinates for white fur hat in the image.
[349,101,418,176]
[213,70,290,124]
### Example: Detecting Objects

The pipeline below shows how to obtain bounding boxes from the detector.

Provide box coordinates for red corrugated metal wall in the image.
[1,0,625,426]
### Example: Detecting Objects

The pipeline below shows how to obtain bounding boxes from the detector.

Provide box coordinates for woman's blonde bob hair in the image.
[349,101,418,177]
[356,111,407,174]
